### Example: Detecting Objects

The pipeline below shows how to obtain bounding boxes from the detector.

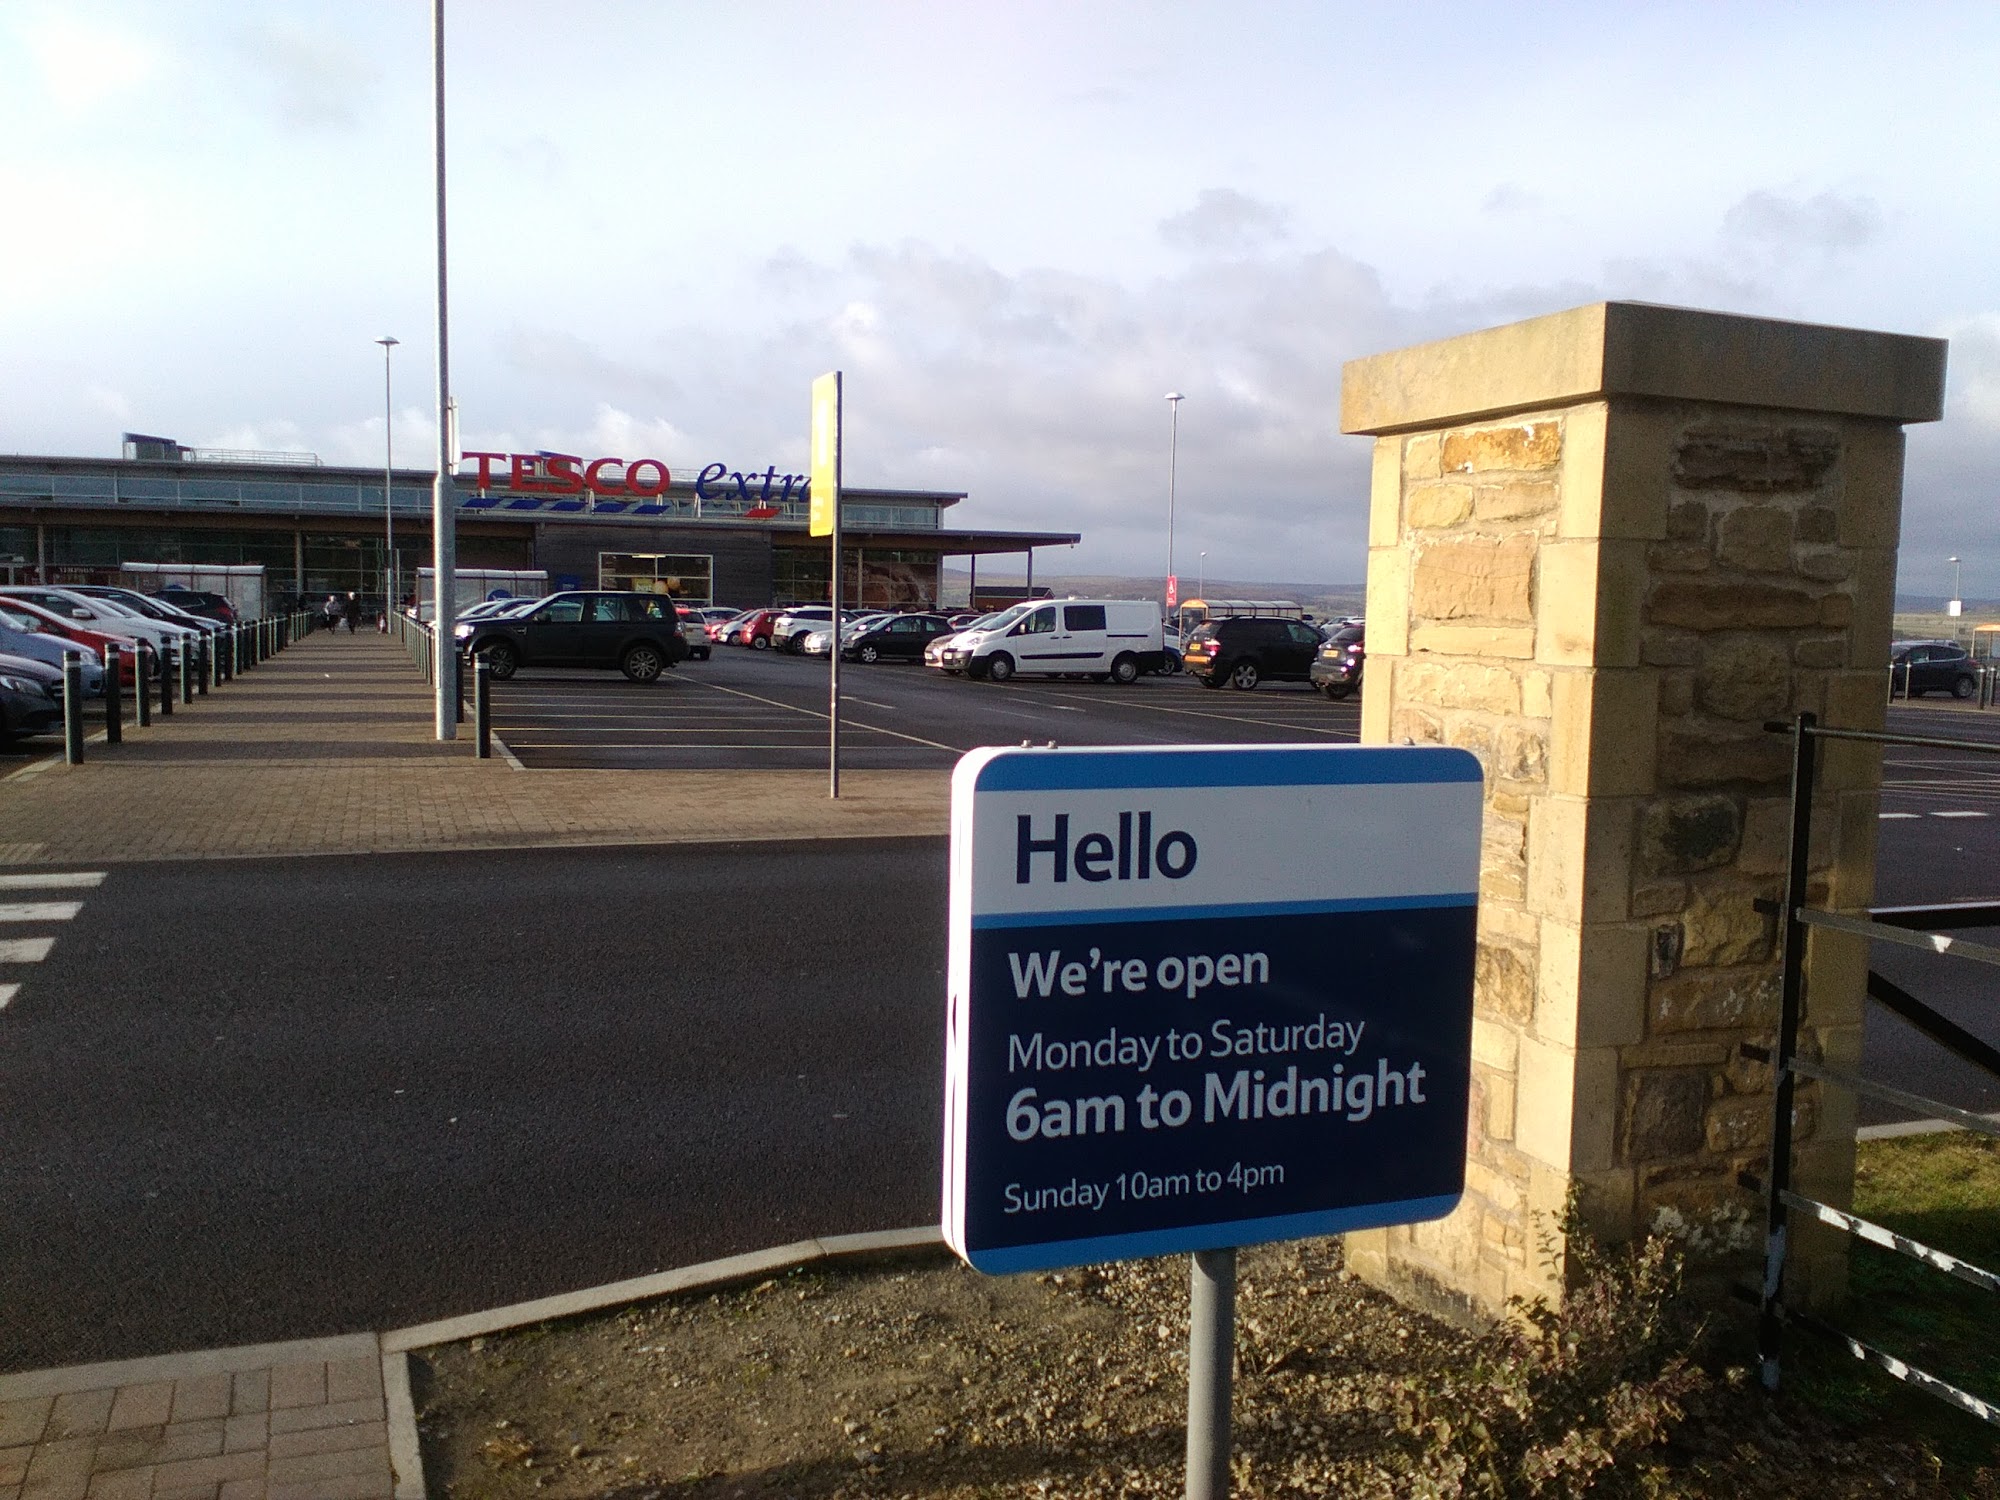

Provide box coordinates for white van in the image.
[941,598,1166,683]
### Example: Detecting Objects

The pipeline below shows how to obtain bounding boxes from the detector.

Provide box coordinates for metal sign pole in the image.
[1185,1248,1235,1500]
[810,371,843,799]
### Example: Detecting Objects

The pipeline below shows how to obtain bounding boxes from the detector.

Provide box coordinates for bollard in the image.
[62,653,84,764]
[135,643,152,728]
[162,644,175,716]
[474,654,491,757]
[102,644,122,744]
[454,646,465,725]
[198,639,211,695]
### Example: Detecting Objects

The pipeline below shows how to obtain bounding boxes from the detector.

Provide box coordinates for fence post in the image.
[102,644,122,744]
[62,653,84,765]
[474,654,490,757]
[135,643,152,728]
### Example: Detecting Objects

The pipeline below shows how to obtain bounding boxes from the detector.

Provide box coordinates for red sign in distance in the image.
[462,451,671,499]
[1165,574,1179,608]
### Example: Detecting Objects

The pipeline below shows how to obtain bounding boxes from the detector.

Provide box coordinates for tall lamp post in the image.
[1164,392,1184,612]
[1948,555,1963,617]
[376,336,399,618]
[1198,550,1207,600]
[430,0,457,739]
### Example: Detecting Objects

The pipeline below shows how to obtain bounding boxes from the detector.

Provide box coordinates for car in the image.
[1310,624,1365,699]
[843,612,956,664]
[0,586,195,660]
[1890,640,1978,699]
[735,609,781,649]
[680,611,712,661]
[1181,615,1325,690]
[943,599,1167,683]
[708,609,755,644]
[925,612,1005,673]
[0,599,146,683]
[770,606,837,653]
[0,622,105,695]
[0,653,68,742]
[458,590,689,682]
[152,587,237,625]
[66,585,226,643]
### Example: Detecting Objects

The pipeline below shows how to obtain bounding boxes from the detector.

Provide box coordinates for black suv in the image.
[1310,624,1365,700]
[459,591,689,682]
[1890,640,1978,699]
[1182,616,1323,690]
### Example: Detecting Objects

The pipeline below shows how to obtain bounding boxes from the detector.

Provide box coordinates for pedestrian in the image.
[343,592,362,634]
[323,593,342,632]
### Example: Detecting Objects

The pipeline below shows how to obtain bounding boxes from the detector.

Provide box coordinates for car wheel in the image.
[985,653,1015,683]
[1954,674,1976,699]
[1162,651,1182,675]
[480,641,518,680]
[1110,653,1139,685]
[751,635,770,650]
[1322,682,1353,700]
[621,643,665,683]
[1197,674,1224,690]
[859,644,880,664]
[1229,659,1261,691]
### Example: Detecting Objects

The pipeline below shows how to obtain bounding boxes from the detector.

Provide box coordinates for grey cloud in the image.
[1480,184,1540,217]
[1721,189,1883,254]
[231,22,379,130]
[496,329,683,406]
[1159,189,1292,256]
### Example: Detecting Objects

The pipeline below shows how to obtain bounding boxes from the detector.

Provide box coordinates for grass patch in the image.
[1787,1130,2000,1468]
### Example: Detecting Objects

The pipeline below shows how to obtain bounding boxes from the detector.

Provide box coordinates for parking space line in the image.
[1930,810,1991,819]
[0,872,105,889]
[0,937,56,963]
[0,902,81,922]
[0,982,15,1009]
[1039,689,1356,737]
[1879,812,1920,819]
[690,680,962,752]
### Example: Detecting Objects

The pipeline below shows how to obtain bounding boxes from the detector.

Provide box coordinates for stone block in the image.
[1818,592,1853,626]
[1680,884,1775,966]
[1550,669,1657,797]
[1471,1015,1520,1071]
[1715,504,1795,571]
[1403,431,1442,481]
[1640,794,1742,874]
[1516,1036,1619,1173]
[1480,812,1528,902]
[1631,880,1687,917]
[1392,705,1443,746]
[1651,543,1711,573]
[1795,504,1838,543]
[1622,1068,1710,1161]
[1794,548,1854,582]
[1405,481,1473,530]
[1847,549,1898,666]
[1365,547,1411,657]
[1369,437,1402,550]
[1360,667,1391,745]
[1476,940,1535,1025]
[1665,499,1707,541]
[1793,635,1847,668]
[1407,623,1536,658]
[1402,658,1522,715]
[1656,727,1792,789]
[1659,670,1694,717]
[1674,423,1839,492]
[1484,1070,1518,1141]
[1495,723,1549,785]
[1413,533,1536,623]
[1693,636,1792,721]
[1649,965,1779,1033]
[1444,419,1563,473]
[1835,423,1906,549]
[1647,579,1820,630]
[1536,920,1648,1048]
[1473,479,1560,521]
[1539,539,1647,668]
[1735,797,1791,875]
[1521,668,1554,718]
[1827,793,1880,910]
[1527,796,1636,924]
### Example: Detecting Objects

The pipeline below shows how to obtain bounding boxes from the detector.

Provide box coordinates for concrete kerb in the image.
[1856,1110,2000,1141]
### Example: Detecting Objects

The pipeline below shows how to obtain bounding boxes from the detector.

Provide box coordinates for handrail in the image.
[1785,1056,2000,1142]
[1866,970,2000,1079]
[1871,901,2000,931]
[1796,907,2000,969]
[1780,1190,2000,1295]
[1763,719,2000,756]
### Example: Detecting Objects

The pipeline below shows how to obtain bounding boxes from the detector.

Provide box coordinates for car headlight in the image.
[454,623,473,637]
[0,674,42,693]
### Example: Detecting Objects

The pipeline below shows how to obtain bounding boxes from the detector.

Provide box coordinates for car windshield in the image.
[981,604,1031,632]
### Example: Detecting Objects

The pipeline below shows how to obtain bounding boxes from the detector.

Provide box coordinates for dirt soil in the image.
[410,1238,1995,1498]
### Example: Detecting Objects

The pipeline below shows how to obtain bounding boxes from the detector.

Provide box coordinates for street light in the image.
[1165,392,1184,611]
[1199,550,1207,599]
[1949,555,1963,617]
[376,336,399,618]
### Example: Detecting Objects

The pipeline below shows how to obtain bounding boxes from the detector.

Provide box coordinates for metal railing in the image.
[1752,711,2000,1426]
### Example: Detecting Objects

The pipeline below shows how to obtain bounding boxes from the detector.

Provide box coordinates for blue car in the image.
[0,624,104,695]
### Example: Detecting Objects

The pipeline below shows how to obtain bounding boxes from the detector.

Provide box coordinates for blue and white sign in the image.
[943,744,1482,1275]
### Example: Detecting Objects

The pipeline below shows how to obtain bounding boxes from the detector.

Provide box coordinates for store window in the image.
[597,552,712,603]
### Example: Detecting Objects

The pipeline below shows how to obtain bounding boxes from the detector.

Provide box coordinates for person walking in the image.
[323,593,342,633]
[342,592,362,634]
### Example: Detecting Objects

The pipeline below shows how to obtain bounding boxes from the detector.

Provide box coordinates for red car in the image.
[0,599,146,684]
[735,609,780,649]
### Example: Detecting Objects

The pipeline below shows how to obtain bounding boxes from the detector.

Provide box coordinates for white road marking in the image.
[0,902,81,922]
[1879,812,1920,819]
[0,938,56,963]
[0,983,15,1009]
[1930,810,1991,819]
[0,872,105,889]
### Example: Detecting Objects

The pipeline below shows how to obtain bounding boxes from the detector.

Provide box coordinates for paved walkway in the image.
[0,1335,417,1500]
[0,630,948,864]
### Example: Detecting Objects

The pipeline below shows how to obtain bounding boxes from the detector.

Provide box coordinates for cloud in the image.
[18,14,155,114]
[231,22,379,130]
[1721,189,1882,255]
[1480,184,1541,217]
[1159,189,1292,257]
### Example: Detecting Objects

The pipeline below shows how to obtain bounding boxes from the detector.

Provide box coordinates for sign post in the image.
[943,744,1481,1497]
[811,371,842,798]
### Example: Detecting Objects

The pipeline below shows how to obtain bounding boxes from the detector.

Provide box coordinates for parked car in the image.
[771,606,837,653]
[66,585,225,642]
[708,609,756,644]
[1889,640,1978,699]
[152,587,237,625]
[843,613,956,664]
[1181,615,1325,690]
[458,591,689,682]
[942,599,1167,683]
[1310,624,1366,699]
[0,587,194,661]
[925,612,1004,674]
[0,623,105,695]
[735,609,781,649]
[680,612,712,661]
[0,599,144,683]
[0,654,68,742]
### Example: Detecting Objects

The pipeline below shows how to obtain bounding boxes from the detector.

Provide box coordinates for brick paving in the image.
[0,630,947,863]
[0,1336,408,1500]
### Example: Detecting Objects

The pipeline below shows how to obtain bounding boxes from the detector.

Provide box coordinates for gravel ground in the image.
[411,1239,1994,1498]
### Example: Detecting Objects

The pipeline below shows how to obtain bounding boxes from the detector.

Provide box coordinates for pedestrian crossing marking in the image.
[0,938,55,963]
[0,983,15,1009]
[0,903,81,922]
[1931,810,1991,819]
[1879,812,1919,820]
[0,872,105,890]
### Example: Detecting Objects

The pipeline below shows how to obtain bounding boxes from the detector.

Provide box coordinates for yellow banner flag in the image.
[809,371,841,538]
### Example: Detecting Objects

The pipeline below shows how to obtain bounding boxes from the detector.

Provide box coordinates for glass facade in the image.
[772,546,940,607]
[597,552,714,603]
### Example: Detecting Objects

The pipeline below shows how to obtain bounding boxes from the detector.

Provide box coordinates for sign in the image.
[809,373,841,538]
[1165,573,1179,608]
[943,744,1481,1274]
[457,452,812,509]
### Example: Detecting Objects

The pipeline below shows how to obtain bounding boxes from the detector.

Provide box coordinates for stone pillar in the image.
[1338,302,1946,1321]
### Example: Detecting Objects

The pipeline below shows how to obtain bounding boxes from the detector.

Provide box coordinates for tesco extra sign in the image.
[461,451,809,505]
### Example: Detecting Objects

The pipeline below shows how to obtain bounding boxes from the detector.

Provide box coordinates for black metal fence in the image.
[1752,711,2000,1426]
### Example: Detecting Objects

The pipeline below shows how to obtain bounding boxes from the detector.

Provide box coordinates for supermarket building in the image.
[0,435,1080,610]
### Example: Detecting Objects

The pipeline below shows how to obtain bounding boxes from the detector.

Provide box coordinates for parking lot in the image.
[488,649,1362,770]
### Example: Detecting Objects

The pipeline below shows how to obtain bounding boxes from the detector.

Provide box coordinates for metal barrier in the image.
[1753,711,2000,1427]
[1888,659,1998,708]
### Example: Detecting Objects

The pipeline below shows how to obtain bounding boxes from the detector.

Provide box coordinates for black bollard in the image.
[103,644,122,744]
[197,639,210,695]
[454,647,465,725]
[162,644,175,716]
[63,653,84,764]
[135,643,152,728]
[475,654,491,757]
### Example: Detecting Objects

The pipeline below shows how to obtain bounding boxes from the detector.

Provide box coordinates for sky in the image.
[3,1,1997,596]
